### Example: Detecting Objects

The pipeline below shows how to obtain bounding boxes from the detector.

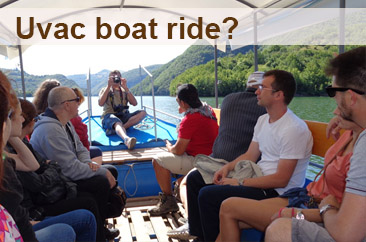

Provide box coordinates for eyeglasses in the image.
[258,84,278,93]
[325,85,365,97]
[60,97,80,104]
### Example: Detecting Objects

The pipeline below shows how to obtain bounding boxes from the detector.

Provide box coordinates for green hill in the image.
[169,45,361,97]
[131,43,252,95]
[0,68,79,97]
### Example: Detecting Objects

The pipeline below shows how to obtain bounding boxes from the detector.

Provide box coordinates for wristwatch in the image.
[319,204,338,217]
[296,209,305,220]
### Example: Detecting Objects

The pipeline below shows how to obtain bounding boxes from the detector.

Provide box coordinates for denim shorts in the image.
[102,111,142,135]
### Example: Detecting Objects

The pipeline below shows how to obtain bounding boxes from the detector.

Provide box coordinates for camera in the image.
[113,75,121,83]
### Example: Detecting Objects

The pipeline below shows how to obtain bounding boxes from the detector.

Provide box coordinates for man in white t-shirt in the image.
[265,47,366,242]
[186,70,313,241]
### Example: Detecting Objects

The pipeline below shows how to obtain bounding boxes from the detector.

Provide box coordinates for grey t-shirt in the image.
[345,129,366,196]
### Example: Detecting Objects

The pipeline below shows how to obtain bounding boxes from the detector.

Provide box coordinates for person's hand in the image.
[120,78,128,89]
[108,76,114,87]
[213,165,229,184]
[105,169,117,188]
[165,140,173,151]
[326,116,341,141]
[319,195,339,209]
[30,220,40,225]
[88,161,101,171]
[217,177,240,186]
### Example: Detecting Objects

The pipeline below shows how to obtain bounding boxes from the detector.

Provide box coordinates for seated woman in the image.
[148,84,219,216]
[0,72,96,242]
[70,87,103,164]
[216,113,363,242]
[15,98,118,241]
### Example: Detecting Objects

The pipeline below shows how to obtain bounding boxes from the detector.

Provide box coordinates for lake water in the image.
[78,95,337,125]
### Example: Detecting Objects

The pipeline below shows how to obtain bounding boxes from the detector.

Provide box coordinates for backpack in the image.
[106,186,127,218]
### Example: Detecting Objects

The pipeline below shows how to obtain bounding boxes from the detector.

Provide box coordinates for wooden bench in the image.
[102,147,171,164]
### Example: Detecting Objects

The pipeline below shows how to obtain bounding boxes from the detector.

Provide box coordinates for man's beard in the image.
[339,97,353,122]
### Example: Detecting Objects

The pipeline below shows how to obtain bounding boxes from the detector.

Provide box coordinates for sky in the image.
[0,44,191,76]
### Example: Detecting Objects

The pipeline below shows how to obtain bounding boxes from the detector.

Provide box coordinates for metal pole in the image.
[139,65,143,109]
[339,0,345,54]
[141,65,157,141]
[87,68,92,143]
[151,76,158,141]
[253,12,258,71]
[18,45,26,99]
[214,40,219,108]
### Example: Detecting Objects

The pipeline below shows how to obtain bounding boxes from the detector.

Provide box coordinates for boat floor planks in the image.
[107,197,191,242]
[102,147,171,164]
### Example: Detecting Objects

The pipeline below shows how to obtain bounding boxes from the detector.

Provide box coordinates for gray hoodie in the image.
[30,113,107,181]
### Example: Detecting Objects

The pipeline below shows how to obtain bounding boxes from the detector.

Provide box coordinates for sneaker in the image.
[148,193,179,216]
[104,227,120,240]
[125,137,136,150]
[167,222,197,240]
[178,217,188,225]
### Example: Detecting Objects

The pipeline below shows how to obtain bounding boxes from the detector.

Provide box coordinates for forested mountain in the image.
[0,68,79,97]
[67,65,162,95]
[169,45,361,97]
[131,43,253,95]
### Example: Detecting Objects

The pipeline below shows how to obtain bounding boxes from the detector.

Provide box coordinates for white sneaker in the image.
[167,222,197,240]
[125,137,136,150]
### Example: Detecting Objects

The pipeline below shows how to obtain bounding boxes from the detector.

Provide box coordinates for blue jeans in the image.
[35,224,76,242]
[187,170,278,241]
[33,209,96,242]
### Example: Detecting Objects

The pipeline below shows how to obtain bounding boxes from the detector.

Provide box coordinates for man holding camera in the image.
[98,70,146,150]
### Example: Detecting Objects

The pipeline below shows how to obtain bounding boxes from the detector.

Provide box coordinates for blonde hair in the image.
[72,87,85,104]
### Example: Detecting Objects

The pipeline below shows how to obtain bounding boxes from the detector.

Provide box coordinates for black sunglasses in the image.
[325,85,365,97]
[61,97,80,104]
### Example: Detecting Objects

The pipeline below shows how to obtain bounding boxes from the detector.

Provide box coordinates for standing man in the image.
[265,47,366,242]
[98,70,146,150]
[186,70,313,241]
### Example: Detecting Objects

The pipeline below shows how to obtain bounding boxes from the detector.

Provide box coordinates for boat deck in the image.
[107,197,188,242]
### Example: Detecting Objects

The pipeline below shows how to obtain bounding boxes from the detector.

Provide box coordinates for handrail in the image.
[140,65,158,141]
[143,105,182,121]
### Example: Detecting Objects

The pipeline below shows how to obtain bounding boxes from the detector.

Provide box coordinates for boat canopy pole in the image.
[253,12,258,71]
[17,45,26,99]
[87,68,92,143]
[339,0,345,54]
[214,40,219,108]
[139,65,143,109]
[141,65,158,141]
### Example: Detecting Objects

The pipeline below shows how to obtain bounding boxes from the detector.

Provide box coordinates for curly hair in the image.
[33,79,61,114]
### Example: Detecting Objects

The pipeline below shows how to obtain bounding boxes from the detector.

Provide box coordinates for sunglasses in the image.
[325,85,365,97]
[61,97,81,104]
[258,84,278,93]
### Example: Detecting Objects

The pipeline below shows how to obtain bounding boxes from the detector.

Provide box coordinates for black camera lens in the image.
[113,76,121,83]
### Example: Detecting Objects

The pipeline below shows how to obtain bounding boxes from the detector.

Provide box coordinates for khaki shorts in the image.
[292,219,334,242]
[154,152,195,175]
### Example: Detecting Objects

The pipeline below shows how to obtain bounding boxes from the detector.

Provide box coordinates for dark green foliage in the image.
[169,45,361,97]
[131,42,252,96]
